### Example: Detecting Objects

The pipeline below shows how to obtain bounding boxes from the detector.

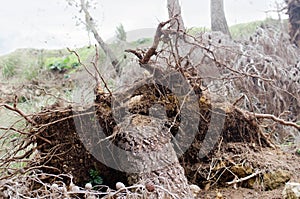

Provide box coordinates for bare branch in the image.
[140,18,173,64]
[226,170,263,185]
[234,107,300,130]
[79,0,120,74]
[0,103,36,125]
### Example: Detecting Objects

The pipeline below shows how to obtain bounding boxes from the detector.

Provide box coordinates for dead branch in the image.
[124,49,143,60]
[226,170,263,185]
[0,103,36,125]
[91,45,112,96]
[140,18,173,64]
[79,0,120,74]
[243,109,300,130]
[67,47,112,96]
[67,47,96,80]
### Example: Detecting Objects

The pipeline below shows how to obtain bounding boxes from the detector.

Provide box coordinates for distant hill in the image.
[0,18,288,82]
[106,28,156,43]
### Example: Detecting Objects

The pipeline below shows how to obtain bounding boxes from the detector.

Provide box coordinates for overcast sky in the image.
[0,0,284,55]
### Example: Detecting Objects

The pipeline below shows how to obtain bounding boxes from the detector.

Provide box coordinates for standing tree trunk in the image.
[210,0,231,38]
[286,0,300,47]
[167,0,185,31]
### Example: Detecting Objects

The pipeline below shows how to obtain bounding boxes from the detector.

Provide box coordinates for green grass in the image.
[187,27,210,36]
[1,55,19,78]
[23,64,39,81]
[230,18,284,39]
[44,46,96,72]
[186,18,285,39]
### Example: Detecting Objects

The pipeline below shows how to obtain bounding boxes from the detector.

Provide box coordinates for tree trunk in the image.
[80,0,120,75]
[167,0,185,31]
[210,0,231,38]
[286,0,300,47]
[113,114,193,198]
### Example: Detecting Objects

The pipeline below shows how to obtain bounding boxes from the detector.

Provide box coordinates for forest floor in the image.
[198,145,300,198]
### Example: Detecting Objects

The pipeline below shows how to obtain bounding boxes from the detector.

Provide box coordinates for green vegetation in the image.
[115,23,127,42]
[186,18,285,39]
[230,18,284,39]
[46,56,79,72]
[88,169,103,185]
[187,27,210,36]
[23,64,39,80]
[1,55,19,78]
[130,38,152,46]
[45,47,95,72]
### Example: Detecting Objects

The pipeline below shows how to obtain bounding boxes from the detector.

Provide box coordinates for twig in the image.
[91,45,112,96]
[79,0,120,74]
[226,170,263,185]
[125,49,143,60]
[68,47,112,96]
[140,18,173,64]
[0,103,37,125]
[67,47,96,80]
[233,95,245,106]
[241,108,300,130]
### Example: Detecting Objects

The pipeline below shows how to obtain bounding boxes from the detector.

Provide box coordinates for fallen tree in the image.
[0,17,300,198]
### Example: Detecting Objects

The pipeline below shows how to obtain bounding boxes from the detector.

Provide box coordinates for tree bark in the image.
[113,114,193,198]
[167,0,185,31]
[210,0,231,38]
[286,0,300,47]
[80,0,120,74]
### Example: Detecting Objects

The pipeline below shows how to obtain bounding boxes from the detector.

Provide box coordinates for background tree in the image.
[167,0,185,31]
[115,24,127,42]
[285,0,300,46]
[210,0,231,37]
[67,0,120,74]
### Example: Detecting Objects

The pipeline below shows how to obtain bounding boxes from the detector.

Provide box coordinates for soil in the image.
[196,146,300,198]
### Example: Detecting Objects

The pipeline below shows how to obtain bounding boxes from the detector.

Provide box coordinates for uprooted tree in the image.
[0,1,300,199]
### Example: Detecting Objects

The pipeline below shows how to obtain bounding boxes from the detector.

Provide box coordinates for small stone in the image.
[71,185,80,192]
[69,182,80,192]
[85,183,93,190]
[116,182,125,190]
[51,183,59,190]
[189,184,201,197]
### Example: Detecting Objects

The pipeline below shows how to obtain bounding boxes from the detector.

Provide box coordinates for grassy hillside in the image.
[0,17,286,84]
[230,18,287,39]
[187,18,287,39]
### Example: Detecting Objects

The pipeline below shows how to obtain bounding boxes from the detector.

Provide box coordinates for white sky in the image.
[0,0,285,55]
